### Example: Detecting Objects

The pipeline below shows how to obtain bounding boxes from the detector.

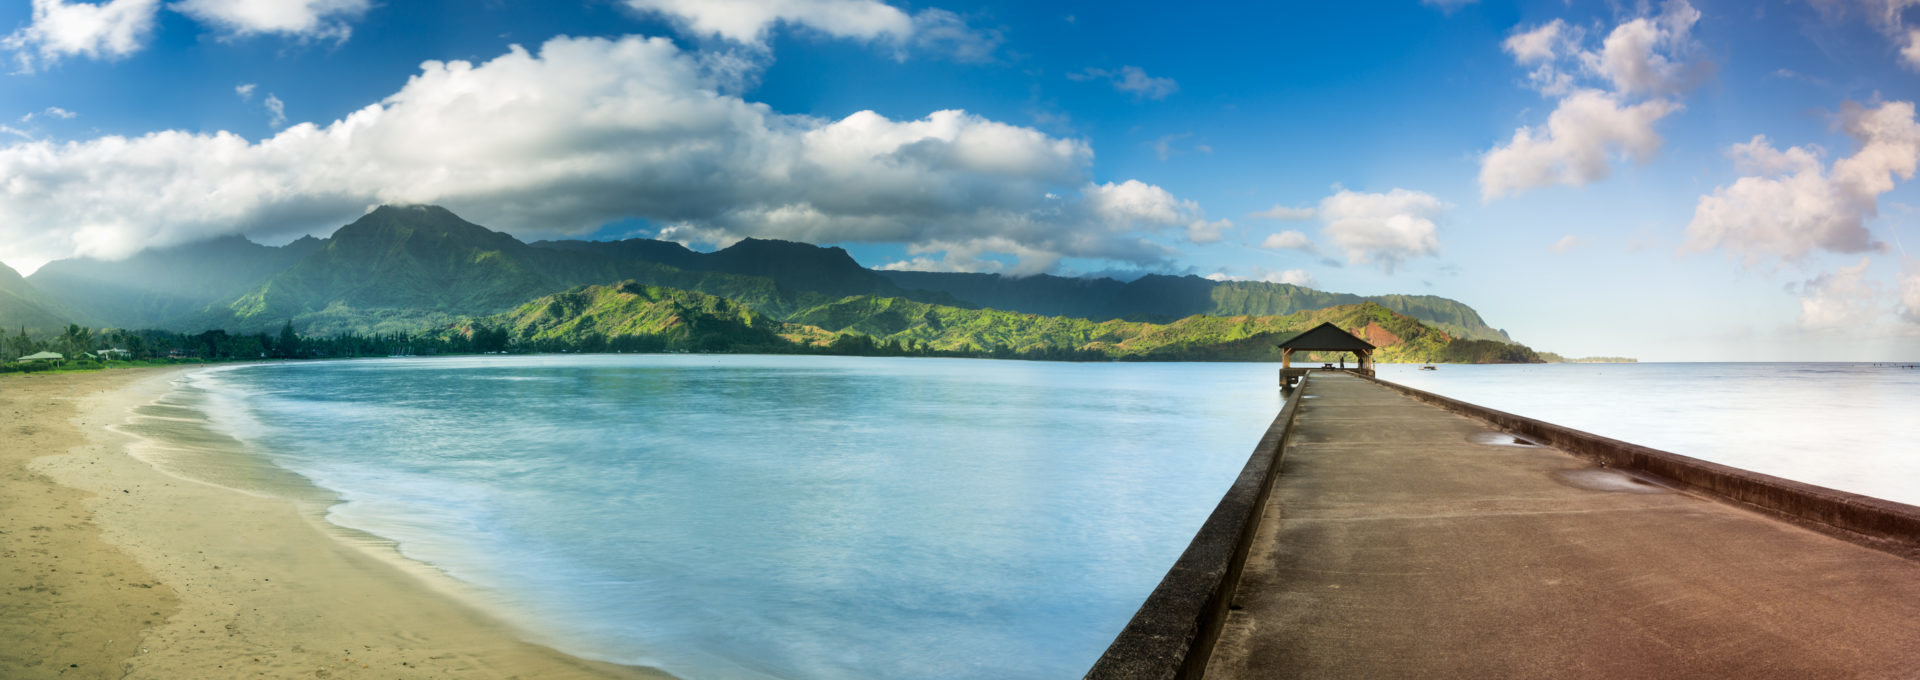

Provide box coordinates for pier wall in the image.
[1083,377,1308,680]
[1364,375,1920,557]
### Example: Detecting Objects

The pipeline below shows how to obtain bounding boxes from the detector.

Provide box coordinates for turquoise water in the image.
[189,355,1284,680]
[1377,362,1920,507]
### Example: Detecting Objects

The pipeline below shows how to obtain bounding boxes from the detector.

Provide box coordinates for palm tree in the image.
[59,324,92,357]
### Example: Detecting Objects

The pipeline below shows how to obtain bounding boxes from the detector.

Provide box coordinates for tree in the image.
[8,326,37,358]
[59,324,91,357]
[276,320,301,359]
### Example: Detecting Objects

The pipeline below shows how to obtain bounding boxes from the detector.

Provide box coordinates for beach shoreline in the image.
[3,366,671,679]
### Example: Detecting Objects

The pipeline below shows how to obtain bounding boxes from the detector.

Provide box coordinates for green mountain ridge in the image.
[30,234,321,328]
[0,262,72,334]
[1,204,1555,362]
[475,280,1543,363]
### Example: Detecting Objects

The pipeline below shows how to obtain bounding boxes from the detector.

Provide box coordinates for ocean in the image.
[1376,362,1920,507]
[174,354,1285,680]
[158,356,1920,679]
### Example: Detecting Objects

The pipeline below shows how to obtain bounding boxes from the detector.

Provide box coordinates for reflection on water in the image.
[185,354,1285,680]
[1379,362,1920,507]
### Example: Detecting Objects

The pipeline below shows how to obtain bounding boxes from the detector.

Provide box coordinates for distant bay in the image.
[1380,362,1920,508]
[185,355,1285,680]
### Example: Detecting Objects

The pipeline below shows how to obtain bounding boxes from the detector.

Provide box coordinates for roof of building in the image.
[17,351,63,361]
[1275,322,1376,352]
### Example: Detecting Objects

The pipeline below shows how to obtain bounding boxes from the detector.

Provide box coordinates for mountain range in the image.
[0,204,1538,362]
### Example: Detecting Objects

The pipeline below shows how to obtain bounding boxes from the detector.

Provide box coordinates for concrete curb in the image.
[1083,376,1309,680]
[1364,374,1920,558]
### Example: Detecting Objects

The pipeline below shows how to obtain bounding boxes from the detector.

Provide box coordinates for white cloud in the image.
[1206,267,1316,287]
[1070,66,1177,100]
[1796,257,1882,329]
[0,35,1210,276]
[622,0,909,45]
[1685,101,1918,263]
[1503,19,1571,64]
[1317,188,1447,273]
[3,0,160,70]
[1550,235,1587,253]
[171,0,371,41]
[1905,29,1920,69]
[1084,179,1231,244]
[235,83,257,100]
[1420,0,1478,10]
[1589,1,1703,97]
[1258,230,1315,251]
[1274,268,1315,286]
[1249,204,1314,220]
[622,0,997,60]
[1481,1,1702,201]
[263,93,286,127]
[1481,90,1678,200]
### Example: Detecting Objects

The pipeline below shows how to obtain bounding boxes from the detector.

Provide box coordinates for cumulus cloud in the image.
[1481,1,1703,201]
[1481,91,1677,199]
[622,0,910,45]
[619,0,996,60]
[1420,0,1479,11]
[3,0,160,71]
[1685,100,1918,263]
[171,0,371,41]
[1317,188,1447,273]
[1504,19,1571,65]
[235,83,256,100]
[1589,2,1705,97]
[0,35,1211,275]
[1258,230,1315,252]
[1085,179,1232,244]
[1795,257,1884,329]
[1550,235,1587,253]
[1206,267,1316,287]
[1069,66,1178,100]
[1249,204,1314,220]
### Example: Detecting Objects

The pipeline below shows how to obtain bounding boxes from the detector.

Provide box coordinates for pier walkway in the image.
[1202,373,1920,679]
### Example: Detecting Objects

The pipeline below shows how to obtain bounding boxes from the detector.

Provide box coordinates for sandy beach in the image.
[2,366,671,680]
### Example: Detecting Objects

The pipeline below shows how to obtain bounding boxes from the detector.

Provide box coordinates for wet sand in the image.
[3,367,672,679]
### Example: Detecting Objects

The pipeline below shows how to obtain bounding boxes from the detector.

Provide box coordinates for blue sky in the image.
[3,0,1919,360]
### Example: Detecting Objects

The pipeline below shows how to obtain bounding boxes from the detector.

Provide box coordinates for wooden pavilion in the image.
[1276,322,1376,386]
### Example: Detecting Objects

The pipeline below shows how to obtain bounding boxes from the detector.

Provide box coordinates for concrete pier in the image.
[1199,372,1920,679]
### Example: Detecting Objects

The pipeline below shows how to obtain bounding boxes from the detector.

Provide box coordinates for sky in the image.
[2,0,1919,361]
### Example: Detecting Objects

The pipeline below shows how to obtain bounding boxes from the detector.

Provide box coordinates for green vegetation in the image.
[471,282,1544,363]
[0,203,1584,367]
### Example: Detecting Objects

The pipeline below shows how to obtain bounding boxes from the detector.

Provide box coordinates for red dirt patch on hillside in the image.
[1356,322,1402,347]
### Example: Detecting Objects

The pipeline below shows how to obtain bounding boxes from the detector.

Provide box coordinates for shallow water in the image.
[183,355,1285,680]
[1377,362,1920,507]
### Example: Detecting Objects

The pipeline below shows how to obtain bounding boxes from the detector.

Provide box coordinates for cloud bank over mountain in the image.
[0,34,1223,275]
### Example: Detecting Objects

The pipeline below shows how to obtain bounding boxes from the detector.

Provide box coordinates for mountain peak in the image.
[333,204,521,251]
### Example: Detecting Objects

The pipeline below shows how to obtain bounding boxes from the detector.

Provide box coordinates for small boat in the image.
[1419,364,1437,371]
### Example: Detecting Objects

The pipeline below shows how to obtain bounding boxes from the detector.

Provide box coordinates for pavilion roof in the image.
[1275,322,1375,352]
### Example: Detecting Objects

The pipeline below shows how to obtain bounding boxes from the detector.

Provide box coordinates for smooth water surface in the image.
[190,355,1284,680]
[1377,362,1920,507]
